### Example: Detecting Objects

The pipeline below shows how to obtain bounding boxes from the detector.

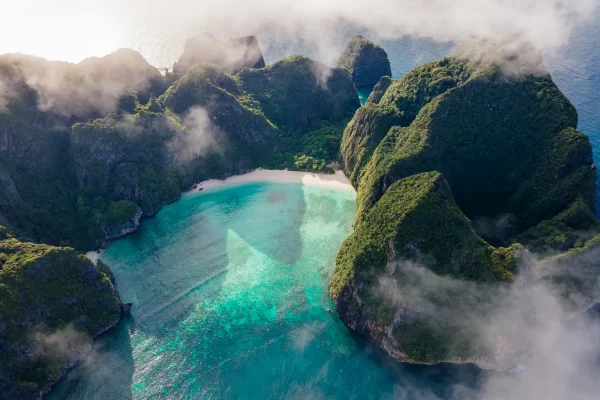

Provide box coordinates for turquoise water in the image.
[48,182,480,399]
[357,85,375,105]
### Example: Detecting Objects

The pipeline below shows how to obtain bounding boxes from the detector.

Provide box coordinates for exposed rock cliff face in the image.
[337,35,392,86]
[331,56,600,369]
[99,202,143,245]
[173,33,265,76]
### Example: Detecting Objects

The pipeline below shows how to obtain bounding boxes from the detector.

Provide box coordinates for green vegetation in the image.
[339,104,404,184]
[337,35,392,86]
[237,55,359,127]
[352,61,590,228]
[515,198,599,254]
[331,55,599,365]
[539,232,600,311]
[0,233,121,398]
[0,47,359,397]
[366,76,393,105]
[330,172,517,300]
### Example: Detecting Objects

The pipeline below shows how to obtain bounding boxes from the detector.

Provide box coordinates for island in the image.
[0,34,599,398]
[0,42,358,397]
[330,56,600,368]
[337,35,392,87]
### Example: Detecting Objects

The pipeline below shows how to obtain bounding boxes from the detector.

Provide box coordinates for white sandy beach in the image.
[85,249,102,263]
[85,169,354,262]
[188,169,355,193]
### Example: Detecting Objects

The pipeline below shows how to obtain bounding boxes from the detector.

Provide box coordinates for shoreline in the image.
[86,169,354,262]
[186,169,355,194]
[86,249,103,263]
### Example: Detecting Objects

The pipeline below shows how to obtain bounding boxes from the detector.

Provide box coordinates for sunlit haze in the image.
[0,0,597,67]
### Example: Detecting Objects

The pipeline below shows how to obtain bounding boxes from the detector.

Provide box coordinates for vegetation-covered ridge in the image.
[331,55,600,367]
[0,51,359,250]
[0,42,360,398]
[0,228,121,399]
[172,33,266,76]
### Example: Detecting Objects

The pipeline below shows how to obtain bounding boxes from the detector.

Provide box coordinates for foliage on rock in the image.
[337,35,392,86]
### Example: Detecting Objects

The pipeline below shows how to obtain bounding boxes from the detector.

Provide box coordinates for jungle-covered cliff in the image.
[0,50,358,250]
[0,43,359,398]
[0,227,122,399]
[330,56,600,368]
[337,35,392,87]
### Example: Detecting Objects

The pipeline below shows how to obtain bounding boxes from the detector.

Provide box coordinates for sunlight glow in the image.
[0,1,122,63]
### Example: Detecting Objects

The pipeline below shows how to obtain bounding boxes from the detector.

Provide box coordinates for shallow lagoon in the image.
[49,181,481,400]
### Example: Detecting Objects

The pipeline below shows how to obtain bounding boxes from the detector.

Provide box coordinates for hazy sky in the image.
[0,0,597,66]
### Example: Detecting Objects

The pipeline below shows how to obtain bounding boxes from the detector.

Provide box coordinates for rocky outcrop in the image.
[334,273,525,371]
[173,33,265,76]
[337,35,392,86]
[237,55,360,128]
[99,203,143,245]
[0,238,122,399]
[331,56,600,369]
[162,63,277,144]
[366,76,392,105]
[0,163,23,204]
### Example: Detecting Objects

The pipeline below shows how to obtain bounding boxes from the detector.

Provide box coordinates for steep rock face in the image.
[366,76,392,105]
[330,172,523,368]
[337,35,392,86]
[98,201,143,245]
[331,56,600,369]
[237,55,360,128]
[0,48,360,397]
[72,111,183,220]
[173,33,265,76]
[339,104,403,185]
[162,63,277,145]
[0,237,121,399]
[0,52,166,248]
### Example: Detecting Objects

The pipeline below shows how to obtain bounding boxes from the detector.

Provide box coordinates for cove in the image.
[357,85,375,105]
[48,181,482,399]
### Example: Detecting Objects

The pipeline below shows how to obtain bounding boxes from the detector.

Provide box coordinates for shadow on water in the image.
[47,317,136,400]
[49,182,308,399]
[353,329,485,399]
[49,181,486,399]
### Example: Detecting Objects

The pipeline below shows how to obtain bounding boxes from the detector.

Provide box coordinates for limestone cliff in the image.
[331,56,600,369]
[173,33,265,76]
[0,237,121,399]
[337,35,392,86]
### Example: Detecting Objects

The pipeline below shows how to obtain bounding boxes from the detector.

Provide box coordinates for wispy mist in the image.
[33,324,92,363]
[375,247,600,399]
[167,106,218,162]
[0,50,161,117]
[0,0,596,68]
